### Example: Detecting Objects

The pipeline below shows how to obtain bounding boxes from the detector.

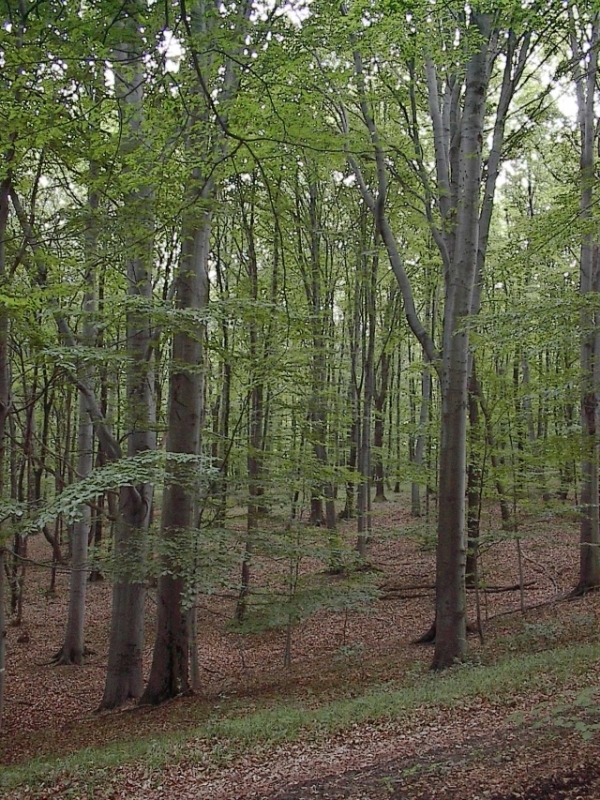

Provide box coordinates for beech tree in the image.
[304,0,543,666]
[2,0,600,713]
[569,8,600,594]
[141,0,254,704]
[54,176,97,666]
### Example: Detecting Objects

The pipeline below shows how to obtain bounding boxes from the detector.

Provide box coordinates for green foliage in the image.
[530,687,600,741]
[503,613,598,654]
[0,452,217,536]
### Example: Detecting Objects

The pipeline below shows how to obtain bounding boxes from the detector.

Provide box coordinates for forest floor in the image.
[1,494,600,799]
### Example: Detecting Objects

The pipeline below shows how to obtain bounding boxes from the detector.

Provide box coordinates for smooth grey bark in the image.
[340,376,359,520]
[372,353,389,503]
[0,179,11,483]
[571,14,600,594]
[236,181,265,622]
[430,25,493,667]
[411,368,431,517]
[141,0,251,704]
[461,27,531,583]
[56,367,94,664]
[0,162,11,730]
[298,179,337,533]
[212,246,232,524]
[345,11,530,667]
[357,246,377,555]
[373,293,396,502]
[100,12,156,709]
[429,22,532,664]
[340,233,362,522]
[55,180,98,665]
[140,200,210,704]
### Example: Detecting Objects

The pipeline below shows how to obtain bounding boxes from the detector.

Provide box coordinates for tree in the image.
[570,8,600,594]
[141,0,252,704]
[54,174,98,665]
[95,1,157,708]
[326,1,540,666]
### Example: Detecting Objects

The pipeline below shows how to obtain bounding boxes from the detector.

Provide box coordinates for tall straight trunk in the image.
[141,204,210,704]
[393,348,402,494]
[236,185,264,622]
[572,15,600,594]
[100,13,156,709]
[12,363,40,623]
[89,278,110,584]
[345,9,531,667]
[301,181,336,532]
[431,30,492,667]
[236,376,263,622]
[357,250,377,555]
[373,351,390,502]
[141,0,252,702]
[55,178,98,665]
[341,382,358,520]
[0,177,10,482]
[340,263,360,521]
[411,368,431,517]
[466,368,482,587]
[57,387,94,662]
[213,250,232,523]
[0,151,12,731]
[356,379,372,555]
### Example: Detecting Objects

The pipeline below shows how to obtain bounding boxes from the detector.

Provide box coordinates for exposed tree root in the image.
[568,582,600,599]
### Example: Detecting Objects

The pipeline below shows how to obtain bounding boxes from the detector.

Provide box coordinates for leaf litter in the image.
[2,498,600,798]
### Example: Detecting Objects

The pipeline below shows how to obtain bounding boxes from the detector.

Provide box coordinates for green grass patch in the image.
[3,641,599,795]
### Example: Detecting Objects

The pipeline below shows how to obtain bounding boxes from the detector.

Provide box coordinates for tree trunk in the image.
[55,178,98,665]
[571,15,600,594]
[100,15,156,708]
[140,205,210,705]
[431,30,491,668]
[340,278,360,521]
[373,351,390,502]
[236,184,264,622]
[0,169,11,727]
[0,549,5,730]
[345,8,531,666]
[411,368,431,517]
[55,390,94,664]
[297,180,337,534]
[466,369,482,588]
[357,248,377,555]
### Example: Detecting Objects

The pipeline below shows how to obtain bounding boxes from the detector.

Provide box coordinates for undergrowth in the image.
[2,641,599,796]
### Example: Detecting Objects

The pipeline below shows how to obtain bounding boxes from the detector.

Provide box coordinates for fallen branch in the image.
[479,581,537,594]
[486,591,570,620]
[380,580,536,600]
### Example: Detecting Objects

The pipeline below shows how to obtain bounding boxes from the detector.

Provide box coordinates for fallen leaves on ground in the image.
[2,498,599,799]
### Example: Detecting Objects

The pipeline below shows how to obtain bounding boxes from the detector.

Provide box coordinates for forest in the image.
[2,0,600,797]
